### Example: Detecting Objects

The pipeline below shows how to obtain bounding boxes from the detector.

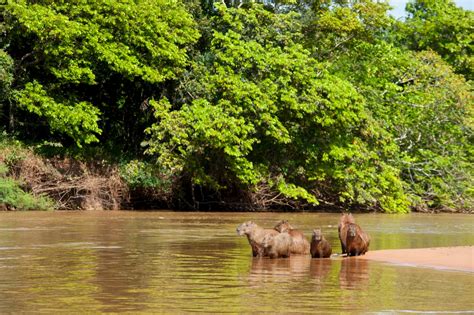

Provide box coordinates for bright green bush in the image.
[0,163,54,211]
[119,160,173,192]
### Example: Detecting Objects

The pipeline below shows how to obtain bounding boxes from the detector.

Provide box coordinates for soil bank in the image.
[358,246,474,272]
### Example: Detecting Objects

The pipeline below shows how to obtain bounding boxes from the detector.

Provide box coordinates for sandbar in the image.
[358,246,474,272]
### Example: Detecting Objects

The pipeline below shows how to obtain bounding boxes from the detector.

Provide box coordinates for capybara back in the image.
[262,232,292,258]
[274,220,310,255]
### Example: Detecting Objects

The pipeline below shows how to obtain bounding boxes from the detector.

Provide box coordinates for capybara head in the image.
[348,224,357,237]
[236,221,257,236]
[312,228,322,241]
[274,220,294,233]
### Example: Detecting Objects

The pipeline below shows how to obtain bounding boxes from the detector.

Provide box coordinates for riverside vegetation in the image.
[0,0,472,212]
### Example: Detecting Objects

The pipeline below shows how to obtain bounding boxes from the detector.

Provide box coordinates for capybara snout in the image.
[236,221,256,236]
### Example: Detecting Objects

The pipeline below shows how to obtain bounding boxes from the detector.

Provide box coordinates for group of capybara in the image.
[236,213,370,259]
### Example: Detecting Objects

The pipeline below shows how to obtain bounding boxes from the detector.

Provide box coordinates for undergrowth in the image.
[0,161,54,210]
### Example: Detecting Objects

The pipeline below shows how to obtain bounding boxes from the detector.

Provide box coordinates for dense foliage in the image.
[399,0,473,80]
[1,0,472,212]
[2,0,198,149]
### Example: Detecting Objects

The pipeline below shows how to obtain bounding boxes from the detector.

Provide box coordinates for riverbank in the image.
[359,246,474,272]
[1,135,473,212]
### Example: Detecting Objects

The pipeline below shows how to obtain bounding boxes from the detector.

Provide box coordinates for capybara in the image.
[345,223,370,256]
[338,213,355,254]
[274,220,310,255]
[236,221,279,257]
[310,228,332,258]
[262,232,292,259]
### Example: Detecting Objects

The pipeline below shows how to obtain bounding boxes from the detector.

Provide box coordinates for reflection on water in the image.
[250,255,312,280]
[0,211,472,313]
[310,258,333,281]
[339,257,370,290]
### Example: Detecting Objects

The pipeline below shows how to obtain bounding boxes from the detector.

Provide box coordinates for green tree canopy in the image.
[399,0,474,80]
[3,0,199,147]
[1,0,471,212]
[332,39,473,210]
[145,4,410,212]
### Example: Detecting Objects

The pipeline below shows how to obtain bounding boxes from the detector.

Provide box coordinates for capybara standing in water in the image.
[345,223,370,256]
[310,228,332,258]
[262,232,292,258]
[236,221,279,257]
[274,220,310,255]
[338,213,355,254]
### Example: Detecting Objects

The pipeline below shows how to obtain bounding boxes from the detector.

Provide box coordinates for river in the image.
[0,211,472,313]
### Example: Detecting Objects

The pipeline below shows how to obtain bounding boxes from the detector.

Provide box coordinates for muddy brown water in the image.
[0,211,473,313]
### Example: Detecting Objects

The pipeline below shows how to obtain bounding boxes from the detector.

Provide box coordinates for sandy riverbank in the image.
[358,246,474,272]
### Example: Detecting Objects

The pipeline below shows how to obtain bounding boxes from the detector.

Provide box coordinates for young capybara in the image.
[262,232,292,259]
[274,220,310,255]
[338,213,355,254]
[310,228,332,258]
[236,221,279,257]
[345,223,370,256]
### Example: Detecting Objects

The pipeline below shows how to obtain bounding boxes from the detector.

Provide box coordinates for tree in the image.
[332,39,473,210]
[3,0,199,148]
[0,50,14,127]
[145,4,410,212]
[400,0,473,81]
[301,0,393,62]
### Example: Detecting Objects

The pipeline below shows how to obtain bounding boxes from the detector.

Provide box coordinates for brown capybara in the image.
[262,232,292,259]
[310,228,332,258]
[236,221,279,257]
[274,220,310,255]
[345,223,370,256]
[338,213,355,254]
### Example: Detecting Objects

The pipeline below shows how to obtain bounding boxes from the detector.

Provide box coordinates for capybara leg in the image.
[340,241,346,254]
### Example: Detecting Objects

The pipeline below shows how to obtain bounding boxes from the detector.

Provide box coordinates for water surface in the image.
[0,211,472,313]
